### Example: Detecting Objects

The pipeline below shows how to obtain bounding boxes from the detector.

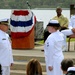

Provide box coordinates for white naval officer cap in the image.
[47,20,60,27]
[0,18,9,26]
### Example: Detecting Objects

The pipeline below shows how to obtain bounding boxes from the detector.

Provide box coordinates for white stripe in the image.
[33,16,35,25]
[10,10,33,21]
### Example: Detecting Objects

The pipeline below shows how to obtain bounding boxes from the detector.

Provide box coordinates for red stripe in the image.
[11,26,34,38]
[13,10,29,16]
[34,16,36,24]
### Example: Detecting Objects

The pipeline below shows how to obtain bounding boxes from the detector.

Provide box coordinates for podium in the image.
[11,28,34,49]
[10,9,36,49]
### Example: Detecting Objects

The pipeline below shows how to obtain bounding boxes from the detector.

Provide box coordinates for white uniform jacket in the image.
[44,30,64,75]
[0,30,13,66]
[68,15,75,29]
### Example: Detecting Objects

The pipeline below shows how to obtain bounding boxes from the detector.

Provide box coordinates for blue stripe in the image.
[10,17,33,27]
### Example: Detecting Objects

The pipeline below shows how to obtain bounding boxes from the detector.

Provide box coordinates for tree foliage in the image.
[0,0,75,9]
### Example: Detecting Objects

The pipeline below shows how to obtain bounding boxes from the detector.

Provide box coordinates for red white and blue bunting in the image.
[10,9,36,38]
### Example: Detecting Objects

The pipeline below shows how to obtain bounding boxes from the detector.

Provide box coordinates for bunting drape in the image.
[10,9,36,38]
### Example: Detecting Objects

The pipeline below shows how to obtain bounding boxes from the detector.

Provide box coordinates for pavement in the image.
[12,42,75,59]
[11,42,75,75]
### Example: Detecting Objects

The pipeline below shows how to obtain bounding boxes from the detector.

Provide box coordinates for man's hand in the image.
[48,66,53,71]
[72,28,75,33]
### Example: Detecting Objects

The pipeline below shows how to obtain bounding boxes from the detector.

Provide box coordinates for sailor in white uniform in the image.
[61,15,75,36]
[0,19,13,75]
[44,20,65,75]
[60,15,75,51]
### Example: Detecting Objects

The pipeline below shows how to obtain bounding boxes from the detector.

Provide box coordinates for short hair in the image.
[56,6,62,12]
[56,6,62,10]
[61,58,74,71]
[26,58,42,75]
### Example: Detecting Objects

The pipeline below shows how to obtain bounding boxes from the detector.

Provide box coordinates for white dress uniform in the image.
[44,30,65,75]
[61,15,75,36]
[0,30,13,75]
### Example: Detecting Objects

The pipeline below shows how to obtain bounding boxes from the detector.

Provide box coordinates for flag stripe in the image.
[11,11,32,21]
[10,23,34,32]
[11,26,34,38]
[10,17,33,27]
[12,10,29,16]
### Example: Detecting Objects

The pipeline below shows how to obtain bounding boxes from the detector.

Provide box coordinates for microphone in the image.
[26,1,31,9]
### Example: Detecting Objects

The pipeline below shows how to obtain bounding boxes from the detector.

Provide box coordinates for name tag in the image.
[2,38,6,40]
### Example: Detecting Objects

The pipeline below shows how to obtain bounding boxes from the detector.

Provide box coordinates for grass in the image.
[35,40,44,45]
[36,38,75,45]
[66,38,75,42]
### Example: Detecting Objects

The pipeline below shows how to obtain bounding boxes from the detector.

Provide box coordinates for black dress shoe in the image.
[41,50,44,52]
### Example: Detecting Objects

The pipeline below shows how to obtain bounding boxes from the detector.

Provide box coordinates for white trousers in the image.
[61,29,73,51]
[45,57,64,75]
[2,66,10,75]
